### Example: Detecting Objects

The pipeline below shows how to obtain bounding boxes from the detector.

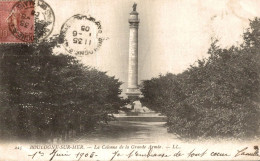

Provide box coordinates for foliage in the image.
[141,18,260,139]
[0,36,125,141]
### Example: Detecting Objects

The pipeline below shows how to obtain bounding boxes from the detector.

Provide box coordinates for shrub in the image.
[0,36,125,141]
[141,18,260,139]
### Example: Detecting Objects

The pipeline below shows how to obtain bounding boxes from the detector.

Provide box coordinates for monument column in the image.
[126,3,141,100]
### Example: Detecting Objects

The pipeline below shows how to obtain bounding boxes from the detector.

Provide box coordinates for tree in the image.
[141,18,260,139]
[0,35,125,141]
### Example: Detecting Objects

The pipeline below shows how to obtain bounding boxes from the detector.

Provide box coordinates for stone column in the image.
[126,6,141,100]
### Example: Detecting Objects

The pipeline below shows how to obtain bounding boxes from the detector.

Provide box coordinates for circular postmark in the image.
[35,0,55,41]
[8,0,35,42]
[60,14,103,56]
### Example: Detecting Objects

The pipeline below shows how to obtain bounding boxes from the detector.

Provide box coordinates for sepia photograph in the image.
[0,0,259,160]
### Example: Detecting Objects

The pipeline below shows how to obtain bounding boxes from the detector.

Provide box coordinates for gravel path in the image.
[76,121,178,144]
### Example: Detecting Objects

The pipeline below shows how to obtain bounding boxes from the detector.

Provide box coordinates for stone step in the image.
[114,116,167,122]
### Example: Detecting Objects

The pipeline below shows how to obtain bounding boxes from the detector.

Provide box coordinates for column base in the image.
[126,88,141,110]
[126,88,141,102]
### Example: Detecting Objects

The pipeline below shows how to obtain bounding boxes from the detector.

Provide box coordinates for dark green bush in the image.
[0,36,125,141]
[141,18,260,139]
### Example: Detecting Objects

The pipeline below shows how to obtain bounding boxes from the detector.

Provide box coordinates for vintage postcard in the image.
[0,0,259,160]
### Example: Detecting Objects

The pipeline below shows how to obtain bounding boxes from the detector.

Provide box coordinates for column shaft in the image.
[128,27,138,89]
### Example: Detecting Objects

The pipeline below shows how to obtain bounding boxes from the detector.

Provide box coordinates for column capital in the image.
[129,10,139,26]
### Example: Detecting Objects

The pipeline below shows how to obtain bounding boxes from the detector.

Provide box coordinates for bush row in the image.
[141,18,260,139]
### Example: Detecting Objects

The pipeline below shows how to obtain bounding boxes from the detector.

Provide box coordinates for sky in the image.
[44,0,260,95]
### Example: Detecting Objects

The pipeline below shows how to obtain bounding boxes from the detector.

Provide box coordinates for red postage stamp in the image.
[0,0,35,43]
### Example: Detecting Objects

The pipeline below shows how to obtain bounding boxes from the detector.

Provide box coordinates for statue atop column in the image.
[132,3,137,11]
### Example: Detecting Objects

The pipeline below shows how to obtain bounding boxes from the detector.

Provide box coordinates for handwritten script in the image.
[11,144,259,160]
